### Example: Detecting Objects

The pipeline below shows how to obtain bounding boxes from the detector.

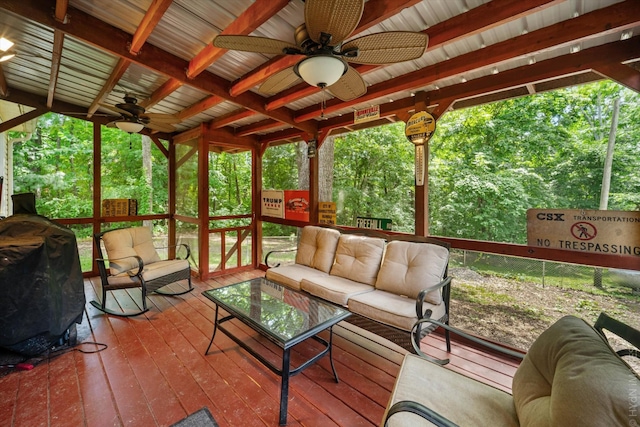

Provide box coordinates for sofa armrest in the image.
[594,312,640,359]
[265,247,297,268]
[416,276,452,318]
[383,400,459,427]
[410,317,525,366]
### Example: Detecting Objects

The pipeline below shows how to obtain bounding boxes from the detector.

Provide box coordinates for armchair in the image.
[92,226,193,317]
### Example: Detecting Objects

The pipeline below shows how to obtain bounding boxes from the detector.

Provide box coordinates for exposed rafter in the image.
[294,1,640,122]
[46,30,64,108]
[129,0,173,56]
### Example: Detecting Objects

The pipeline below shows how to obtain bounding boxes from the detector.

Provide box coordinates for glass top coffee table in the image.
[203,277,351,425]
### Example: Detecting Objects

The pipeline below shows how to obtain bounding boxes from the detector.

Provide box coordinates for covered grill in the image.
[0,214,85,356]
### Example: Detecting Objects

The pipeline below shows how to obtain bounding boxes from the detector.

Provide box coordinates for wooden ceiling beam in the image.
[54,0,68,23]
[0,0,317,134]
[176,95,223,121]
[203,125,257,147]
[317,40,639,134]
[0,66,8,97]
[593,63,640,93]
[87,58,131,117]
[187,0,290,79]
[265,0,560,111]
[209,109,257,129]
[46,30,64,108]
[295,1,640,122]
[129,0,173,56]
[236,119,280,137]
[139,78,182,109]
[230,0,422,97]
[0,107,46,133]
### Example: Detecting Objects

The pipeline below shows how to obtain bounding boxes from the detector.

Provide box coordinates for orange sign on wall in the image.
[284,190,310,222]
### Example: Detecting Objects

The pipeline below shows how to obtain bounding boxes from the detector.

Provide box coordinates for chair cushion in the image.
[294,226,340,273]
[348,289,446,332]
[512,315,640,426]
[301,275,374,306]
[383,353,518,427]
[375,240,448,304]
[329,234,385,286]
[102,227,161,275]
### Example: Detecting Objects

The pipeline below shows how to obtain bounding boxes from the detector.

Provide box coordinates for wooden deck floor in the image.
[0,271,520,427]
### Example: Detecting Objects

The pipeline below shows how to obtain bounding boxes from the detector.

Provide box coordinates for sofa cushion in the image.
[295,226,341,273]
[382,353,518,427]
[329,234,385,286]
[375,240,448,304]
[512,315,640,426]
[265,264,330,291]
[348,289,446,332]
[301,275,374,305]
[102,227,161,275]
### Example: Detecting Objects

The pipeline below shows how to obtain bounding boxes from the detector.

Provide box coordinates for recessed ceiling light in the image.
[570,45,581,54]
[492,67,499,74]
[621,30,633,40]
[0,37,14,52]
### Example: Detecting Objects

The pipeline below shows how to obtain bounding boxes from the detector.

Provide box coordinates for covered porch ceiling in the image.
[0,0,639,149]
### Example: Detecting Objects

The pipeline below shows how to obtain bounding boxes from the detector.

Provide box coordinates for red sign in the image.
[284,190,310,222]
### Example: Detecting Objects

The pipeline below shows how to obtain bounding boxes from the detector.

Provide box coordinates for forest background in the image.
[10,80,639,246]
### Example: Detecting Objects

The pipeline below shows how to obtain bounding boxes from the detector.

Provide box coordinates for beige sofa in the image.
[265,225,452,353]
[382,313,640,426]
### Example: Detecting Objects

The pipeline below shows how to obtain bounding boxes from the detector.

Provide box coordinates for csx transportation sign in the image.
[527,209,640,257]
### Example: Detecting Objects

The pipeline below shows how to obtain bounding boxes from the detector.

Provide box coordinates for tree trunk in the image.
[142,135,152,228]
[297,141,309,190]
[594,97,620,288]
[318,136,334,201]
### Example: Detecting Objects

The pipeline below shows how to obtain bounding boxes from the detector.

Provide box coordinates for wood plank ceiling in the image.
[0,0,639,149]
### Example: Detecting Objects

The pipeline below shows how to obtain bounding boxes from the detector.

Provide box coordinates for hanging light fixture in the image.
[294,55,347,88]
[115,121,144,133]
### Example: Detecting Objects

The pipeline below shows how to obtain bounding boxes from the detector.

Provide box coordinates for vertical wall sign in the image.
[405,111,436,186]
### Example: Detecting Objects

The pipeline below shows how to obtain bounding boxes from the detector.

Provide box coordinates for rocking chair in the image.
[92,226,193,316]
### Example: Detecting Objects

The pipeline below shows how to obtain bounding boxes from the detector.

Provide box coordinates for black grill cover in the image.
[0,214,85,355]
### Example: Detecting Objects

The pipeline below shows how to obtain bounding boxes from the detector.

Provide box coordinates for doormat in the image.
[170,407,218,427]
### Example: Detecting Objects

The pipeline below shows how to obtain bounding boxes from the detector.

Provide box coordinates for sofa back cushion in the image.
[374,240,449,304]
[329,235,385,285]
[102,227,161,275]
[512,315,640,426]
[295,226,340,273]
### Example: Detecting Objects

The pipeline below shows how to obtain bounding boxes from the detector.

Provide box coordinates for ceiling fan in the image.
[212,0,428,102]
[100,94,179,133]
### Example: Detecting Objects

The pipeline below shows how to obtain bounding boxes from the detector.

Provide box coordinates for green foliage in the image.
[332,123,415,232]
[429,81,640,242]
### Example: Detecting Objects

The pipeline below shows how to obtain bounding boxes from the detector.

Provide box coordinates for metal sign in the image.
[527,209,640,257]
[405,111,436,145]
[354,105,380,124]
[318,202,336,225]
[356,216,392,231]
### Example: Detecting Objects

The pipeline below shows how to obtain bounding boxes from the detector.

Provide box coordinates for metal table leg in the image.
[279,348,291,425]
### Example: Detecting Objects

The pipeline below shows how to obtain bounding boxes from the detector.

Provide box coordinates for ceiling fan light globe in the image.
[295,56,346,88]
[116,121,144,133]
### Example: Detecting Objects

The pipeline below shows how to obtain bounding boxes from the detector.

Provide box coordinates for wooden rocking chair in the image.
[92,226,193,316]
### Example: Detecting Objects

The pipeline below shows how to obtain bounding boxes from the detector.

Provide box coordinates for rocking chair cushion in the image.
[102,227,161,275]
[106,259,190,286]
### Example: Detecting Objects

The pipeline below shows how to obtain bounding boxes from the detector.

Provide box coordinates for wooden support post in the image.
[198,125,210,279]
[92,123,102,273]
[252,143,263,267]
[308,135,319,224]
[413,92,429,237]
[168,138,176,259]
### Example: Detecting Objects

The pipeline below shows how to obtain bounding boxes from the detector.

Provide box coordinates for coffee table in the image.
[203,277,351,425]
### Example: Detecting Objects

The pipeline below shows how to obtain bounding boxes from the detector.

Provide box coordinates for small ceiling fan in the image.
[212,0,428,102]
[100,94,179,133]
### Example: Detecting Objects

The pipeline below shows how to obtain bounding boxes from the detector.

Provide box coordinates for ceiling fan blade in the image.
[145,121,176,132]
[99,103,133,117]
[342,32,428,65]
[305,0,364,45]
[259,66,302,95]
[327,65,366,101]
[213,35,297,55]
[142,112,180,124]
